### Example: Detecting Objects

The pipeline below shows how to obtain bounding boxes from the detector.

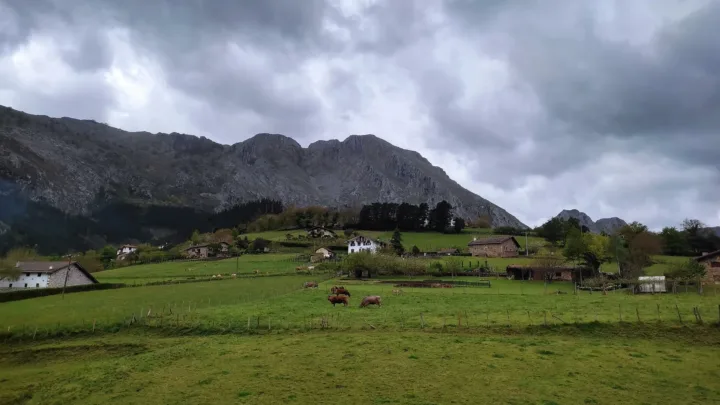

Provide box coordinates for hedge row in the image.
[0,283,127,303]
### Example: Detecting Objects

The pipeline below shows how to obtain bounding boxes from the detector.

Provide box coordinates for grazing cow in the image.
[327,295,349,307]
[303,281,319,288]
[331,286,351,296]
[392,289,404,295]
[360,296,382,308]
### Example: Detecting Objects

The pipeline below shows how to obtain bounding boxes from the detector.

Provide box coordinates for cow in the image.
[360,296,382,308]
[330,286,351,296]
[303,281,319,288]
[392,289,404,295]
[328,295,349,307]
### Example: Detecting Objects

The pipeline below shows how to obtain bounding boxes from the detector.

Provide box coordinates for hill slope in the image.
[0,105,527,229]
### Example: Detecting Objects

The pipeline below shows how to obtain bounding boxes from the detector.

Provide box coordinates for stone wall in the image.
[701,255,720,283]
[469,240,519,258]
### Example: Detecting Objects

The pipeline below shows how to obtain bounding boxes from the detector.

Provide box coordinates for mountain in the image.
[554,209,627,234]
[0,105,527,240]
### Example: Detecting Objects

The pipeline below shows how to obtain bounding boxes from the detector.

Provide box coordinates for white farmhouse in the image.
[347,235,385,254]
[0,261,98,290]
[116,244,137,261]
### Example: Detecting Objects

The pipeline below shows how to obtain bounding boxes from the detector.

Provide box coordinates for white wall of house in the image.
[0,273,50,289]
[347,238,379,254]
[117,246,137,256]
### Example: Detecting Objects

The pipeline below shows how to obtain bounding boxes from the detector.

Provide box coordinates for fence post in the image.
[675,304,683,324]
[420,313,425,329]
[618,304,622,322]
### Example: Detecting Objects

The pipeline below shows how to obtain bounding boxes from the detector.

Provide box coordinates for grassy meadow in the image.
[245,227,544,251]
[95,254,303,284]
[2,330,719,405]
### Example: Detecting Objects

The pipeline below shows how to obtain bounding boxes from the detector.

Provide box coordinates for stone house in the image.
[185,242,230,259]
[307,227,337,239]
[695,250,720,283]
[468,236,520,258]
[505,264,594,283]
[0,261,98,289]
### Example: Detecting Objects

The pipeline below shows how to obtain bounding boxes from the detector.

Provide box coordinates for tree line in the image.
[354,201,465,233]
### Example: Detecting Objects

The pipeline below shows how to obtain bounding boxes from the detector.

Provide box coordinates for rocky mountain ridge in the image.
[0,105,527,229]
[554,209,628,234]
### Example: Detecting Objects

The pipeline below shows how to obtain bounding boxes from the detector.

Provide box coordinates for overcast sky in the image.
[1,0,719,230]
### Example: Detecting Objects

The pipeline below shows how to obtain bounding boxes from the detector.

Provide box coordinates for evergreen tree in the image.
[390,228,404,255]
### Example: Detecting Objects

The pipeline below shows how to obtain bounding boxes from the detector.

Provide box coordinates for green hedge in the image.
[0,283,127,303]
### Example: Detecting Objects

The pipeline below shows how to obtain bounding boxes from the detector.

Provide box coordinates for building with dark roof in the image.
[467,236,520,258]
[0,261,98,290]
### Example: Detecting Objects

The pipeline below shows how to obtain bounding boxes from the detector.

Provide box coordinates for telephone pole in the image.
[61,254,72,300]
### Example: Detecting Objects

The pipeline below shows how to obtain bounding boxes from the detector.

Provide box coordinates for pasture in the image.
[243,227,544,251]
[2,273,720,404]
[95,254,303,284]
[2,330,720,405]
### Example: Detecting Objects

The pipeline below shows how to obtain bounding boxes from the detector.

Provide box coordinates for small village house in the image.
[116,244,137,261]
[468,236,520,258]
[347,235,385,254]
[307,227,337,239]
[695,250,720,283]
[185,242,230,259]
[315,247,335,259]
[438,248,460,256]
[0,261,98,290]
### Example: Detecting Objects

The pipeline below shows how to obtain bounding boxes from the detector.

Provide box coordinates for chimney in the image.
[702,252,709,256]
[49,266,53,270]
[473,237,477,241]
[15,261,19,268]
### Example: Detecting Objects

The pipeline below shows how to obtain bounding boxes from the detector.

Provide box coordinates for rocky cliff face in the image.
[0,105,527,228]
[555,209,627,234]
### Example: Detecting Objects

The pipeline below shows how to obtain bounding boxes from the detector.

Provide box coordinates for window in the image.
[24,283,27,288]
[36,283,39,287]
[555,272,562,277]
[37,273,41,277]
[8,284,12,288]
[711,262,720,268]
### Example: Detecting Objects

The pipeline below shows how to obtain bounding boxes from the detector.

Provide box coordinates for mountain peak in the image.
[554,209,627,234]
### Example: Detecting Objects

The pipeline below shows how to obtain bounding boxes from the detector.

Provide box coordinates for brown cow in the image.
[303,281,318,288]
[328,295,349,307]
[330,286,351,296]
[359,295,382,308]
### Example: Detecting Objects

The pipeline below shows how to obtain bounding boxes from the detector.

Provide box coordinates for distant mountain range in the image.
[554,209,628,234]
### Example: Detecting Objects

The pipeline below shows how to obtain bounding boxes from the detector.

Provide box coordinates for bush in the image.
[665,258,706,280]
[341,252,430,276]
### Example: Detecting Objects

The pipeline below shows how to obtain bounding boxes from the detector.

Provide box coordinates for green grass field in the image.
[244,228,544,252]
[95,254,304,284]
[1,329,719,404]
[2,241,717,404]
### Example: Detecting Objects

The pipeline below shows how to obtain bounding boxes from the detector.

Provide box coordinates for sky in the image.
[1,0,719,230]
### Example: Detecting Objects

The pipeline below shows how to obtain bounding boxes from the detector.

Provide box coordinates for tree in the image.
[563,228,588,263]
[0,259,21,281]
[428,201,453,233]
[411,245,420,255]
[666,258,706,280]
[100,245,117,268]
[390,228,404,256]
[472,215,492,229]
[660,227,689,256]
[453,217,466,234]
[191,229,201,245]
[537,218,565,245]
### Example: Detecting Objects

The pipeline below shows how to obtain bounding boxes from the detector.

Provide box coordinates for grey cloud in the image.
[442,0,720,169]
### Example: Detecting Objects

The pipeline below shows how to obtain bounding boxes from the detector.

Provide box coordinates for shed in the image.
[637,276,666,293]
